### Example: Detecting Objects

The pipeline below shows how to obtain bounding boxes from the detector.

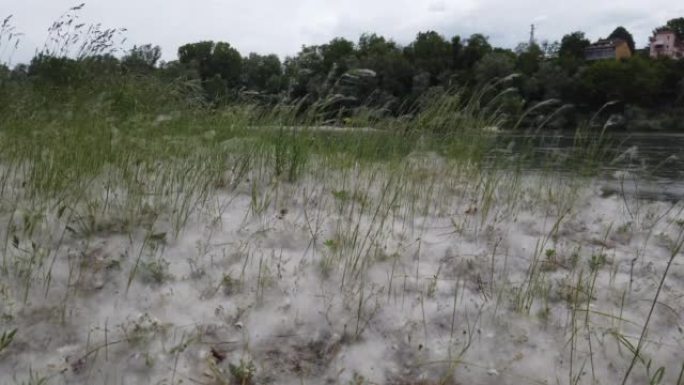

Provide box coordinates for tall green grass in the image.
[7,47,676,385]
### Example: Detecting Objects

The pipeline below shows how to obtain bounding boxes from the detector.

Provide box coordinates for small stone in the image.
[210,347,226,363]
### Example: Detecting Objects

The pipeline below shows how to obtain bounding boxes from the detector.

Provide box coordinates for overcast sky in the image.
[2,0,683,65]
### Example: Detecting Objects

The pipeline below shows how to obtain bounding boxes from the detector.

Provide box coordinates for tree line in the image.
[2,15,684,130]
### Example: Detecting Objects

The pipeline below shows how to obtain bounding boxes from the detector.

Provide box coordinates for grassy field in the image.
[0,75,683,385]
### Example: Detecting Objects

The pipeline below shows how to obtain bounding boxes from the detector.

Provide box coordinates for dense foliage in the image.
[2,12,684,130]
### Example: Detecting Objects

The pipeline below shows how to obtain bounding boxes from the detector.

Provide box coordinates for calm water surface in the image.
[500,132,684,202]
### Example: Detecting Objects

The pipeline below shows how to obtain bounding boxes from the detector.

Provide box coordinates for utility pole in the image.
[529,24,536,46]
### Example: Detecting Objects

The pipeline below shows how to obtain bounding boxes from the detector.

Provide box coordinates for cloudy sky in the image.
[2,0,683,64]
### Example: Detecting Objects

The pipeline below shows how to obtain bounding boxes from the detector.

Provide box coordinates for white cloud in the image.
[1,0,681,65]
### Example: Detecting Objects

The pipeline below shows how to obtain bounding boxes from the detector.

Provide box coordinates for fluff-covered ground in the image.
[0,150,683,385]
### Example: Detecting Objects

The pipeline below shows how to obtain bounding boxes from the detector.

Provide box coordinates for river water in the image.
[499,132,684,202]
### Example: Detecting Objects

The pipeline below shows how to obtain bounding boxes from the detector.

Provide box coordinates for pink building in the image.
[649,28,684,59]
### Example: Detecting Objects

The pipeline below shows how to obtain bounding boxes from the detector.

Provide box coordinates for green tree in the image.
[321,38,356,75]
[580,56,664,107]
[10,64,28,80]
[358,33,397,57]
[122,44,161,74]
[515,42,544,75]
[559,32,590,60]
[284,45,326,99]
[665,17,684,40]
[356,34,413,98]
[608,26,636,53]
[523,61,575,102]
[474,51,515,84]
[450,35,463,69]
[540,40,560,58]
[178,41,214,80]
[461,34,492,69]
[159,60,199,81]
[242,53,283,93]
[558,31,590,74]
[406,31,452,79]
[0,64,8,80]
[28,55,83,86]
[211,42,242,87]
[177,41,242,99]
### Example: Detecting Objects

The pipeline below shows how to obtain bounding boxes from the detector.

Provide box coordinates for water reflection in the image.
[497,132,684,202]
